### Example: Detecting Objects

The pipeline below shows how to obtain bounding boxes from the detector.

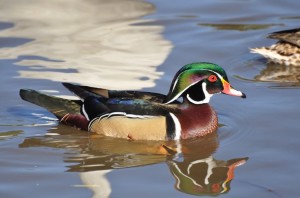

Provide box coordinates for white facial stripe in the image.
[166,69,224,104]
[209,70,224,80]
[170,77,179,93]
[166,70,206,104]
[186,82,214,104]
[169,112,181,140]
[165,80,200,104]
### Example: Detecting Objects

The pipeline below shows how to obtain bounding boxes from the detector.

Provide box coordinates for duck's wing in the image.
[62,82,169,103]
[268,28,300,47]
[62,82,173,117]
[82,96,173,121]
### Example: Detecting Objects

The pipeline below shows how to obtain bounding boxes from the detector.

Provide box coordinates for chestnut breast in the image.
[176,104,218,139]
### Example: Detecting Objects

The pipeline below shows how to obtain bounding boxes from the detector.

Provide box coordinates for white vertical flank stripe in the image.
[82,104,90,121]
[169,112,181,140]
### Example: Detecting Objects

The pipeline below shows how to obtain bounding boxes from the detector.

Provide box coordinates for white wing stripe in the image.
[88,112,154,131]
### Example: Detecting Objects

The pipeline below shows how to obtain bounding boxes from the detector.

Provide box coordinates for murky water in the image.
[1,0,300,197]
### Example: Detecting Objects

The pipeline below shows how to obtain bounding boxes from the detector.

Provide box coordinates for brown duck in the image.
[251,28,300,66]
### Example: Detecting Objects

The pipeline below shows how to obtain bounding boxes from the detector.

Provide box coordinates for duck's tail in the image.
[19,89,82,120]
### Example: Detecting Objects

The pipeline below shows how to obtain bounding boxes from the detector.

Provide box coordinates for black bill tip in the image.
[241,93,246,99]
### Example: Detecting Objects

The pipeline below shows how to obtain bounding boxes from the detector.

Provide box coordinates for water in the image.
[0,0,300,197]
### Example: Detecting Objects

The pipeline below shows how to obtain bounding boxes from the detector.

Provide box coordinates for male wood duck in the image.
[20,62,246,141]
[251,28,300,66]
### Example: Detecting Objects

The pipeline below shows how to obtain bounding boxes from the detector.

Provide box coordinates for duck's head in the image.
[165,62,246,104]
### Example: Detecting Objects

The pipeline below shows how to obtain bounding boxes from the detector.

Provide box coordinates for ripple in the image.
[217,112,251,147]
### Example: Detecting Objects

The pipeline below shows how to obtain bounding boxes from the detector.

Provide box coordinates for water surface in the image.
[1,0,300,197]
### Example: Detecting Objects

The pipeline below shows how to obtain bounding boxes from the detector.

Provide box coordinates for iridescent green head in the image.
[165,62,246,104]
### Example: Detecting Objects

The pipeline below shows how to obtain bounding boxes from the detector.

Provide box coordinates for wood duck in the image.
[251,28,300,66]
[20,62,246,141]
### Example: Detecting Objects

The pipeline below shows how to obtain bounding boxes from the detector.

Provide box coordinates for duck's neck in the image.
[176,101,218,139]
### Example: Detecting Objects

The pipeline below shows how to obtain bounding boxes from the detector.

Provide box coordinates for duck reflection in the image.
[255,61,300,86]
[165,137,247,196]
[19,124,247,196]
[168,155,247,196]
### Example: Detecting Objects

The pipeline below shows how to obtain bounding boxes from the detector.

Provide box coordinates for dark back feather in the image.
[268,28,300,47]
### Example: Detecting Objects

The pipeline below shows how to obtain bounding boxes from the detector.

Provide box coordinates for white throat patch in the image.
[187,82,213,104]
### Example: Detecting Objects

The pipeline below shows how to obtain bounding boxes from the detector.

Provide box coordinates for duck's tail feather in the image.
[62,82,106,100]
[64,83,110,98]
[20,89,82,119]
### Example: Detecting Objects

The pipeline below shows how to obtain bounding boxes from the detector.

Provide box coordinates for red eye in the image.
[208,75,217,82]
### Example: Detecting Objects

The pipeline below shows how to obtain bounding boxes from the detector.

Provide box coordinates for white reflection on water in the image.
[77,170,112,198]
[0,0,172,197]
[0,0,172,89]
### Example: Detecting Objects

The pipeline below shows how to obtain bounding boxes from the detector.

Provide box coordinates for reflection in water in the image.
[0,1,173,197]
[167,136,247,196]
[0,130,23,140]
[199,23,274,31]
[0,0,172,89]
[20,125,247,196]
[78,170,112,198]
[255,62,300,87]
[168,156,247,196]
